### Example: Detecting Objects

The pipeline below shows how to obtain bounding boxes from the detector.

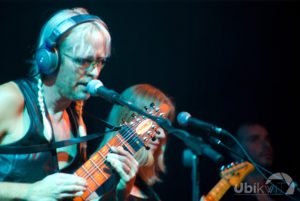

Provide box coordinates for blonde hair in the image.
[33,8,111,158]
[30,7,111,76]
[100,84,175,185]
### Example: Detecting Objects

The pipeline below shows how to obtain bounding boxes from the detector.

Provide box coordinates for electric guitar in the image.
[73,103,168,201]
[202,161,255,201]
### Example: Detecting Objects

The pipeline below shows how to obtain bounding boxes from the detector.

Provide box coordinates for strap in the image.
[83,110,122,130]
[0,130,116,154]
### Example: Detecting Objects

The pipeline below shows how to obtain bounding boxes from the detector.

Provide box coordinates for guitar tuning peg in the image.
[122,119,126,124]
[144,106,149,111]
[220,165,226,172]
[154,127,160,134]
[145,145,150,150]
[159,113,165,118]
[150,102,155,108]
[151,136,156,141]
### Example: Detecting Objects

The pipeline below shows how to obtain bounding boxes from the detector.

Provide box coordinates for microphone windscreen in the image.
[177,111,191,127]
[87,80,103,96]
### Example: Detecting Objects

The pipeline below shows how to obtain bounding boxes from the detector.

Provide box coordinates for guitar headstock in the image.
[122,103,168,150]
[220,161,255,187]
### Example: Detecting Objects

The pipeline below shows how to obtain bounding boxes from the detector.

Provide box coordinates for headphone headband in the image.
[45,14,102,49]
[36,14,103,74]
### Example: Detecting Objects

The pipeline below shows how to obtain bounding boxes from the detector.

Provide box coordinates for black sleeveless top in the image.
[0,78,84,183]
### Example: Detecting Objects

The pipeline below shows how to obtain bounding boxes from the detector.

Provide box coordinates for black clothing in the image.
[0,78,84,183]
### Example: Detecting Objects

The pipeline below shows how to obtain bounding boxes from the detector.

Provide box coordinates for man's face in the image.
[239,125,273,167]
[54,37,106,101]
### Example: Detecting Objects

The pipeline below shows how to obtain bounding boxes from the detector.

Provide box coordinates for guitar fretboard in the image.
[73,125,144,201]
[205,178,231,201]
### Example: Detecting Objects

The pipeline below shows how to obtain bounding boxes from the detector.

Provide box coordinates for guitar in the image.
[202,161,255,201]
[73,103,168,201]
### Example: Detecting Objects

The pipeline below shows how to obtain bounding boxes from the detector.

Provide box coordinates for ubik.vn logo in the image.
[234,172,296,195]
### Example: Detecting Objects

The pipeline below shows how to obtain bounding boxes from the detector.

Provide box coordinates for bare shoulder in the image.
[0,81,24,109]
[0,81,25,135]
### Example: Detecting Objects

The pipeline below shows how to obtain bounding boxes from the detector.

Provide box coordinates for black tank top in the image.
[0,78,84,183]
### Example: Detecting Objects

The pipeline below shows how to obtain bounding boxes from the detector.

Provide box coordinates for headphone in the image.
[35,14,102,74]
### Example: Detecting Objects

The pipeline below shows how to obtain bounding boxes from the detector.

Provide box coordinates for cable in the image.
[219,130,299,201]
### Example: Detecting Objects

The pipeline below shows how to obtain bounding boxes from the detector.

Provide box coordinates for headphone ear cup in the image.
[35,47,59,75]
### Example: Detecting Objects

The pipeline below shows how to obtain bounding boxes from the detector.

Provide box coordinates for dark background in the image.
[0,0,299,200]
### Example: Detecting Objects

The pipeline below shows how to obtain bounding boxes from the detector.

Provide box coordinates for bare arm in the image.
[0,83,88,200]
[0,82,24,140]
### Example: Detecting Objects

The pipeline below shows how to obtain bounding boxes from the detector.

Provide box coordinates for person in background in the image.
[230,123,280,201]
[98,84,175,201]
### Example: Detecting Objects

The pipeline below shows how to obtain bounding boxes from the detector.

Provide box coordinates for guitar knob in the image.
[144,106,149,111]
[152,137,156,141]
[145,146,150,150]
[220,165,225,171]
[131,113,137,118]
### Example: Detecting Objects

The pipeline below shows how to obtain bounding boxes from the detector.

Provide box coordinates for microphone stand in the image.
[183,149,200,201]
[92,84,299,200]
[111,95,224,163]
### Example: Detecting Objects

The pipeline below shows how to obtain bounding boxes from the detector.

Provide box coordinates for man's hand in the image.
[27,173,87,201]
[106,146,139,200]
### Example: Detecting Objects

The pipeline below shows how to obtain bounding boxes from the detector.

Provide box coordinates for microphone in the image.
[177,111,228,135]
[87,80,173,130]
[87,80,122,104]
[87,80,223,162]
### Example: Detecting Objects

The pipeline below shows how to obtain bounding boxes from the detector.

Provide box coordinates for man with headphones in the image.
[0,8,138,201]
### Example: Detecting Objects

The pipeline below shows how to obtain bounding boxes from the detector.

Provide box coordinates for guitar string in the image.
[75,107,162,187]
[74,122,140,194]
[75,107,161,188]
[76,107,159,181]
[109,106,160,150]
[75,119,139,180]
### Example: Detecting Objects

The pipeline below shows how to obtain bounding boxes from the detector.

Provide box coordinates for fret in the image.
[207,178,231,201]
[98,150,106,159]
[72,106,161,200]
[120,127,143,153]
[82,165,100,187]
[116,134,124,144]
[90,159,108,179]
[122,143,134,155]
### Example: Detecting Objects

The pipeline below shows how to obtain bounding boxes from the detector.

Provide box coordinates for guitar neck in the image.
[73,126,144,201]
[204,178,231,201]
